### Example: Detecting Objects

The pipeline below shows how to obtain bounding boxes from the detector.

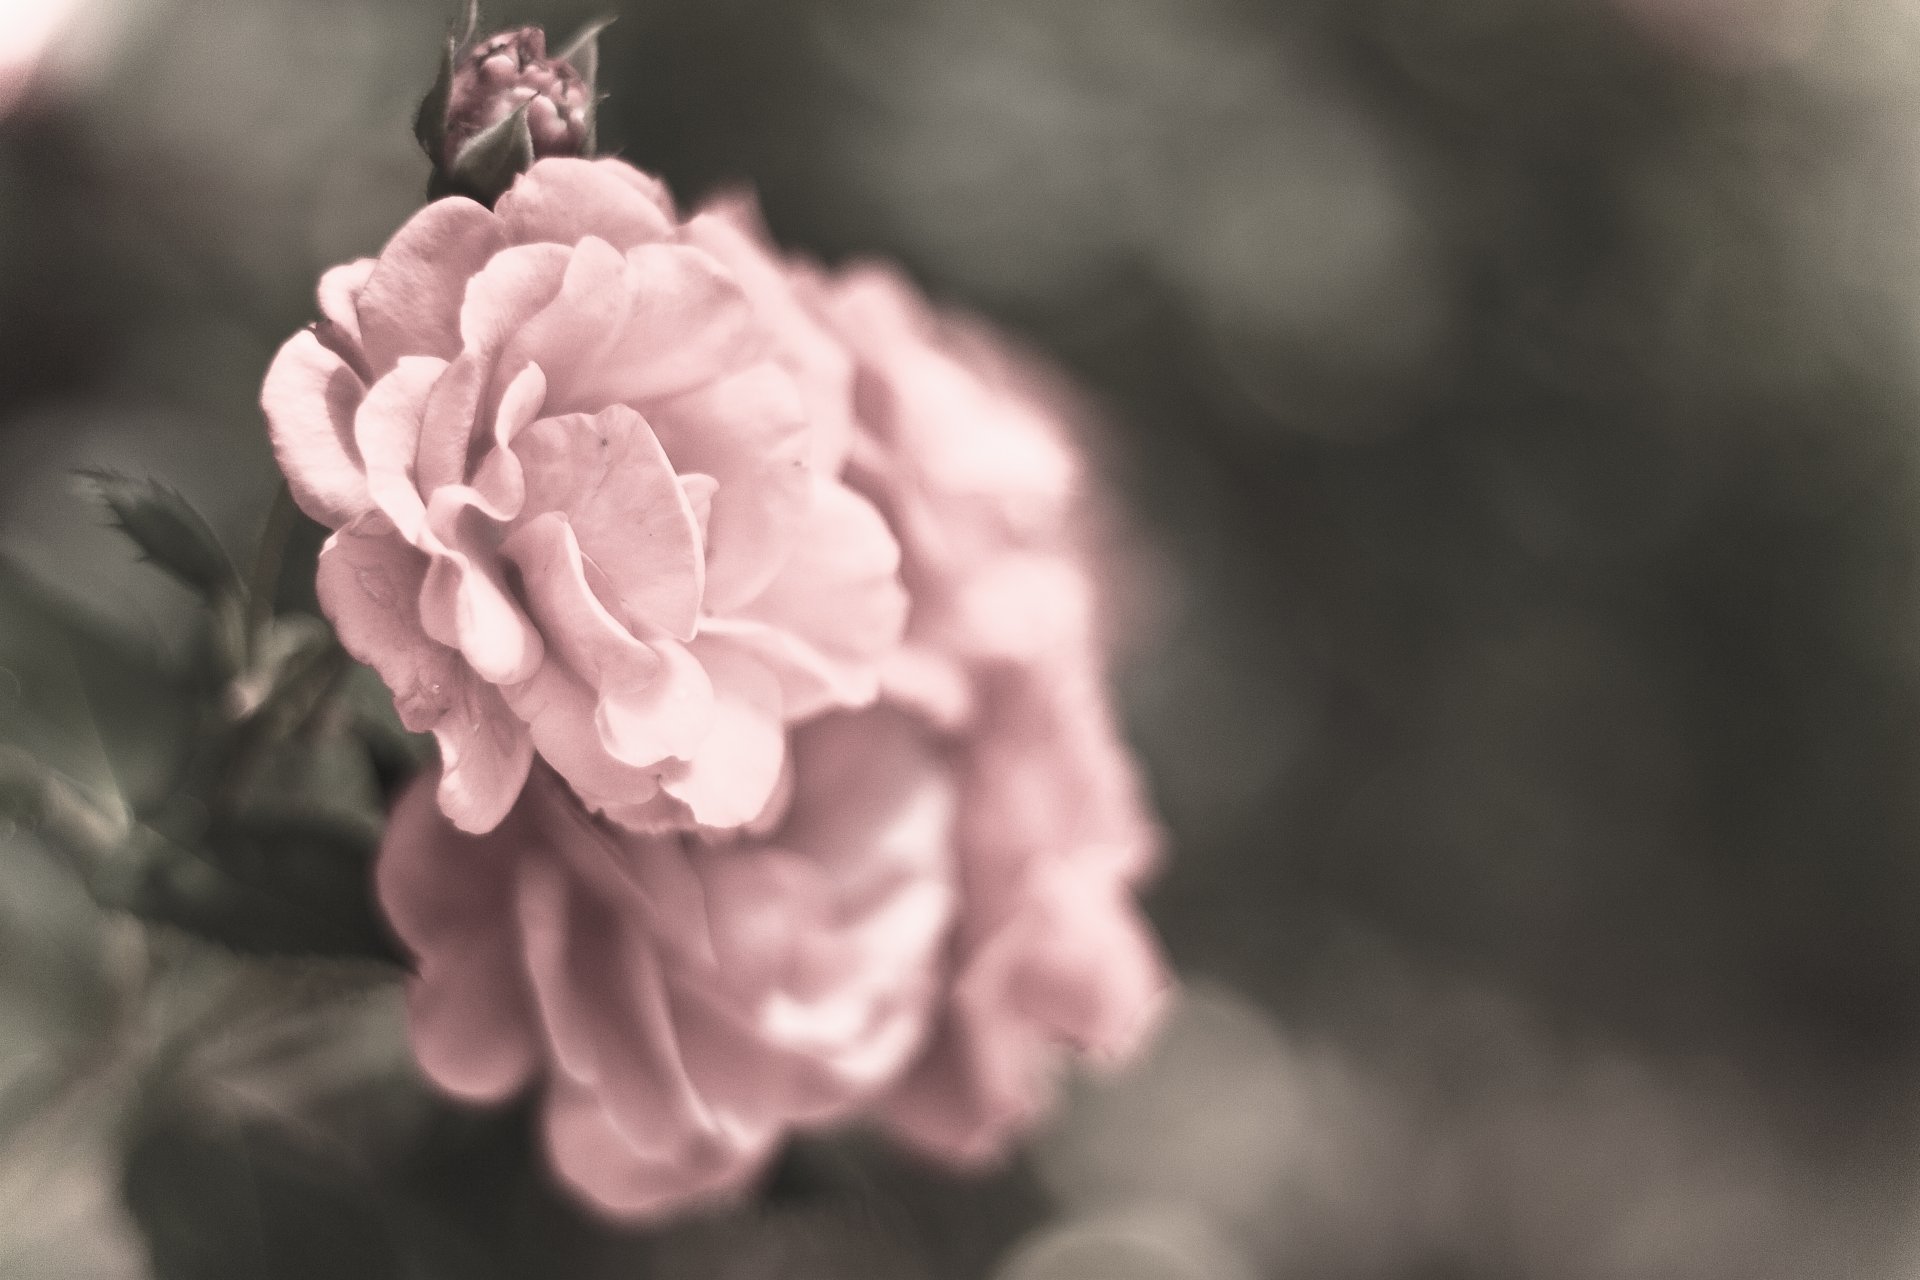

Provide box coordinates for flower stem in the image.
[244,482,296,663]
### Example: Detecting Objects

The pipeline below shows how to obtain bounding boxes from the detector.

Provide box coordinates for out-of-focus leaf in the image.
[337,664,432,802]
[0,831,148,1280]
[122,1102,407,1280]
[0,1082,149,1280]
[225,615,333,723]
[0,555,191,812]
[96,815,398,962]
[74,470,241,604]
[229,721,386,840]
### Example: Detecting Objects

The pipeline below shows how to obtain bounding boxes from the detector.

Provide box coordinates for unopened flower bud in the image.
[445,28,589,162]
[414,13,610,206]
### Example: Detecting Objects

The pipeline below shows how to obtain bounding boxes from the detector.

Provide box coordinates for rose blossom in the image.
[262,158,906,835]
[815,261,1170,1163]
[361,176,1167,1219]
[378,707,957,1218]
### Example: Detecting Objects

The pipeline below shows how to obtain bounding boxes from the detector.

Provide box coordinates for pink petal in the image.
[432,673,534,833]
[541,1078,769,1220]
[315,258,375,374]
[496,158,677,251]
[499,512,661,698]
[409,945,542,1102]
[509,406,705,640]
[680,473,717,549]
[515,854,712,1142]
[489,237,631,427]
[414,355,487,495]
[459,241,573,356]
[357,198,509,377]
[375,772,540,1100]
[593,635,715,768]
[1011,873,1170,1064]
[374,767,493,944]
[412,244,570,490]
[470,362,548,516]
[713,480,907,719]
[313,516,453,733]
[260,328,371,527]
[354,356,447,538]
[654,640,786,829]
[686,195,858,475]
[500,660,667,819]
[418,487,544,686]
[552,243,763,412]
[646,364,812,612]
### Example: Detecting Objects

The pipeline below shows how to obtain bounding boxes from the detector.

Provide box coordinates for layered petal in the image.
[510,404,704,640]
[261,328,371,526]
[646,364,813,611]
[357,197,509,377]
[711,479,907,719]
[377,724,958,1222]
[496,157,678,251]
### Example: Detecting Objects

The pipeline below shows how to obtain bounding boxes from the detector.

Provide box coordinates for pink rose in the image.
[262,159,906,834]
[355,179,1167,1219]
[377,707,957,1219]
[818,263,1171,1163]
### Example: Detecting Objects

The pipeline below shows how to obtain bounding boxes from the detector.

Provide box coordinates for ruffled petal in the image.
[548,243,763,413]
[357,197,509,377]
[413,243,570,490]
[471,361,548,515]
[496,158,678,251]
[646,364,812,612]
[510,404,704,639]
[709,480,906,719]
[376,773,540,1100]
[315,258,375,375]
[501,661,666,819]
[594,636,714,768]
[260,328,371,527]
[354,356,447,539]
[313,516,453,732]
[654,639,786,829]
[686,195,858,475]
[490,237,631,424]
[418,487,544,686]
[515,852,713,1142]
[542,1077,770,1220]
[431,674,534,834]
[499,511,662,698]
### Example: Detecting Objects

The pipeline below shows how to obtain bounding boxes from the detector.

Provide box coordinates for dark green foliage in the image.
[75,470,240,604]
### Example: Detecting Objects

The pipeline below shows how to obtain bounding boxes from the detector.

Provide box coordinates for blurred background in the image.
[8,0,1920,1276]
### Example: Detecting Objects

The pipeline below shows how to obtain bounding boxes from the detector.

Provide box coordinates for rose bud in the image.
[415,10,609,206]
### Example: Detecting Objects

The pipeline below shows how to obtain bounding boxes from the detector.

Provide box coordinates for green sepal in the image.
[437,100,534,207]
[559,16,614,156]
[412,34,457,160]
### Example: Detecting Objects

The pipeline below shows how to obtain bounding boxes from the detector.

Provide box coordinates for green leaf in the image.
[96,812,398,963]
[122,1103,408,1280]
[0,554,190,812]
[74,470,241,603]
